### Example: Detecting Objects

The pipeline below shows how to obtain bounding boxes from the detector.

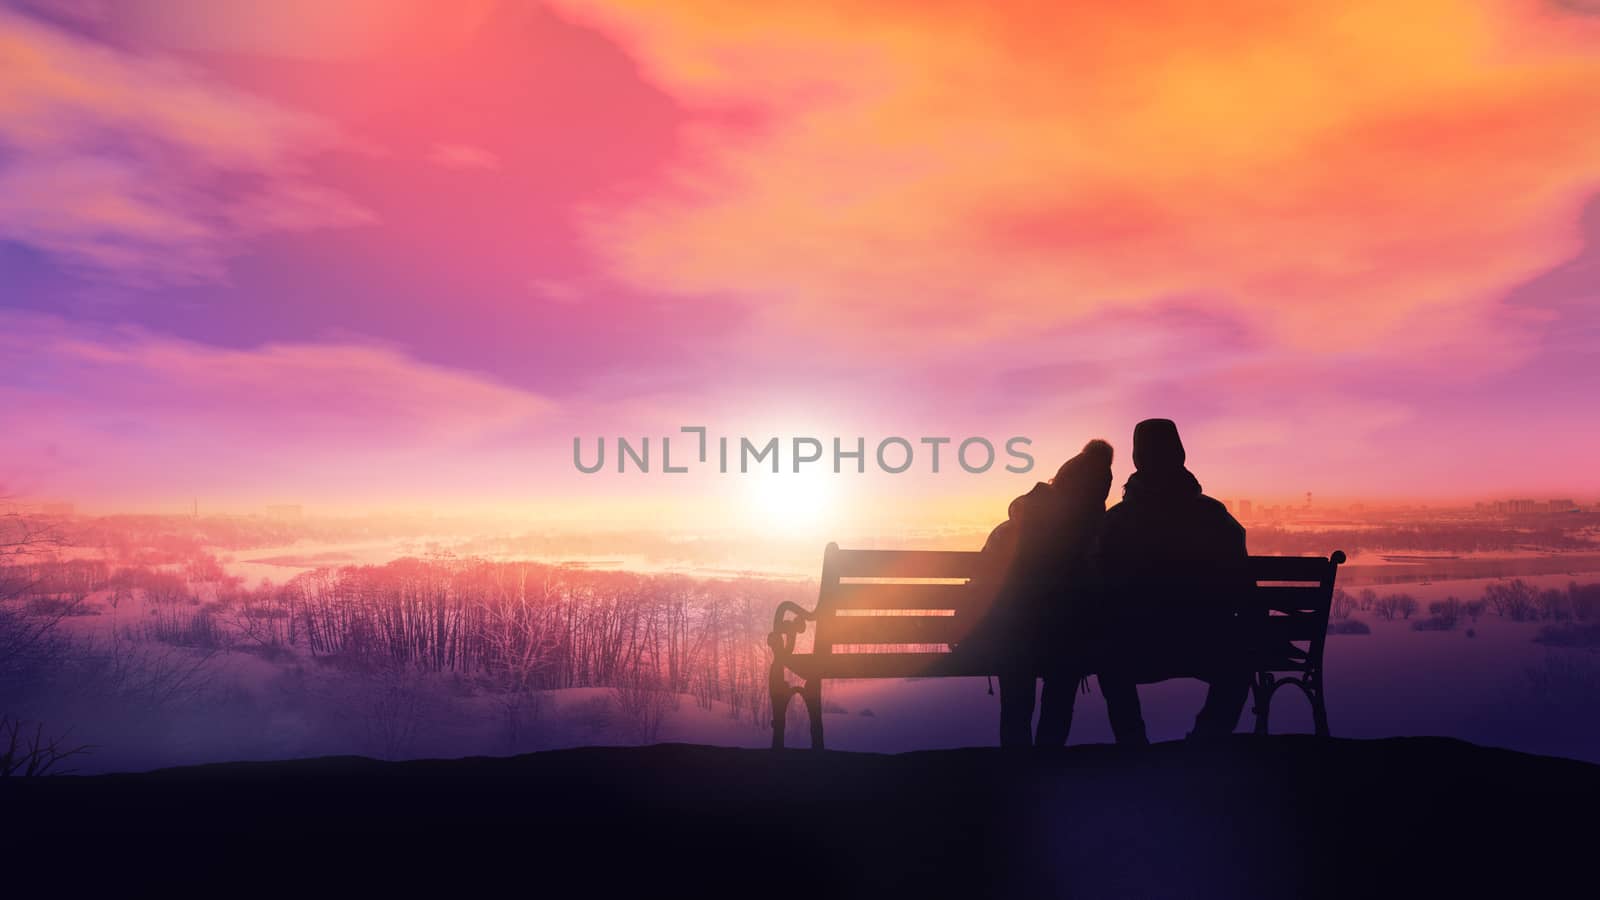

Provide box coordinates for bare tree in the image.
[1331,588,1357,621]
[478,565,558,752]
[0,715,91,776]
[78,628,218,710]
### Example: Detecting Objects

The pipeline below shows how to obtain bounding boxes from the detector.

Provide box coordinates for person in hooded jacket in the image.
[970,439,1116,748]
[1096,418,1253,743]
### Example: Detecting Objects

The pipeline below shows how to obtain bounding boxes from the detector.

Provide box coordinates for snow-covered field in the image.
[12,575,1592,774]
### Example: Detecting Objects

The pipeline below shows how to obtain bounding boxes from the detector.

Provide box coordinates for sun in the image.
[742,469,836,534]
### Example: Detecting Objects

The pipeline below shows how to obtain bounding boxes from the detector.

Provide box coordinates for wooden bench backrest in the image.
[1246,553,1343,661]
[810,543,1345,658]
[811,544,986,654]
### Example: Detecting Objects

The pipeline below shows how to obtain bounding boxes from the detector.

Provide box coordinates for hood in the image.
[1121,466,1203,504]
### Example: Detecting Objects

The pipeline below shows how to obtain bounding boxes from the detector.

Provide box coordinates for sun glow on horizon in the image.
[741,469,839,537]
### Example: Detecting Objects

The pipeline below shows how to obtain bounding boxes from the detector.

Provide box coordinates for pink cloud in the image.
[0,9,373,283]
[93,0,497,60]
[0,314,552,505]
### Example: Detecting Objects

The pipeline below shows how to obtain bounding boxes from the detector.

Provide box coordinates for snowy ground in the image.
[15,573,1597,773]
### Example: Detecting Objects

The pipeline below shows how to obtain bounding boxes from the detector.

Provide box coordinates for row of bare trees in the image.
[1247,520,1597,556]
[4,533,814,760]
[1329,581,1600,631]
[278,559,806,728]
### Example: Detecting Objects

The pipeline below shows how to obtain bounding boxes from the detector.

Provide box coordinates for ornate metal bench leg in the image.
[802,679,824,750]
[769,658,790,750]
[1251,671,1274,736]
[1310,672,1330,738]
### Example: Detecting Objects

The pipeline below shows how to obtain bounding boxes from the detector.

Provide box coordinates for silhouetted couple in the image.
[973,418,1251,748]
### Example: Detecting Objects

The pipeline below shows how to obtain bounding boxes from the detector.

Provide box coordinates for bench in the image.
[767,542,1347,749]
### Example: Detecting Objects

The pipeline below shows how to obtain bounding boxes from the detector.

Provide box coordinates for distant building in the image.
[36,502,75,517]
[265,504,304,519]
[1548,499,1576,513]
[1485,498,1547,514]
[1238,500,1253,519]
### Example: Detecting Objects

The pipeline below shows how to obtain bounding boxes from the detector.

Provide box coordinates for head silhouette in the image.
[1051,438,1114,504]
[1132,418,1185,472]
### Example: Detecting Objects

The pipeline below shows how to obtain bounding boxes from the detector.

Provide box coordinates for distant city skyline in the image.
[9,492,1600,525]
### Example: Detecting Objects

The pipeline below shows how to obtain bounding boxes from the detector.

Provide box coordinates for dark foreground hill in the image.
[7,736,1597,897]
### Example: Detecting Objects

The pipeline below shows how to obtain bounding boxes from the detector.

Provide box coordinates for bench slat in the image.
[787,649,1316,680]
[832,550,1333,582]
[825,582,978,612]
[1247,555,1336,582]
[830,548,982,580]
[784,652,984,679]
[817,613,975,646]
[1257,612,1327,643]
[785,642,1321,678]
[1250,586,1332,612]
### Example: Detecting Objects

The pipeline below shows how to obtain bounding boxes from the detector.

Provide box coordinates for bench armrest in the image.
[768,601,815,657]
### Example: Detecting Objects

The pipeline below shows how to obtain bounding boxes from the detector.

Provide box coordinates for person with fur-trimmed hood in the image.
[971,439,1116,748]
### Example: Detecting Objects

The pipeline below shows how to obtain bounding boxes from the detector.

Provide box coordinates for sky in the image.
[2,0,1599,534]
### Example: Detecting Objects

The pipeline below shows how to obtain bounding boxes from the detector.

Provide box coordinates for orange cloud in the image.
[553,0,1600,355]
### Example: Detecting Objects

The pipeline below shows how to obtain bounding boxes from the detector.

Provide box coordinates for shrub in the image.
[1327,619,1371,635]
[1486,580,1540,621]
[1331,589,1357,621]
[1415,598,1462,631]
[857,707,876,717]
[1412,615,1457,632]
[359,669,429,760]
[613,673,673,744]
[1374,594,1420,621]
[1536,589,1572,621]
[1429,597,1463,619]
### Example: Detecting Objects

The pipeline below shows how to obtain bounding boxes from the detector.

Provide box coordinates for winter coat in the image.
[1096,466,1251,674]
